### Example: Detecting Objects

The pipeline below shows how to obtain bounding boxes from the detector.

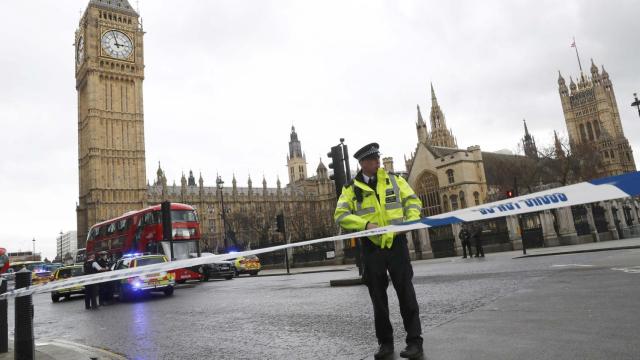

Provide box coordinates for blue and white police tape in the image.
[1,171,638,300]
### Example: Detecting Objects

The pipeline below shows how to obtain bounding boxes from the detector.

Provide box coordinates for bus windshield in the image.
[171,210,198,222]
[160,241,199,260]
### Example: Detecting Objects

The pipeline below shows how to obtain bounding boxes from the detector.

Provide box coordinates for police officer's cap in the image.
[354,142,380,161]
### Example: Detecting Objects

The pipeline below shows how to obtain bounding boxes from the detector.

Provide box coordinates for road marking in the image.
[551,264,594,268]
[611,266,640,274]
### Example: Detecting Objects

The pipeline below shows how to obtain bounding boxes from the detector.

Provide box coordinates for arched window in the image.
[473,191,480,205]
[579,124,587,142]
[450,195,459,210]
[416,171,442,216]
[442,195,450,212]
[459,191,466,209]
[586,122,594,141]
[446,169,455,184]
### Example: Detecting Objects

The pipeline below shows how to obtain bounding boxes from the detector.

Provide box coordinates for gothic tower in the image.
[75,0,147,247]
[428,83,457,148]
[522,119,538,159]
[559,60,636,177]
[287,126,307,184]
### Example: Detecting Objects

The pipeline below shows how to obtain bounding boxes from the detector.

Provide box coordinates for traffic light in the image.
[505,189,515,198]
[276,214,285,233]
[328,145,347,196]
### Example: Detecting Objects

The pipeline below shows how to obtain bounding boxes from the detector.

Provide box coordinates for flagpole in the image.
[572,36,583,73]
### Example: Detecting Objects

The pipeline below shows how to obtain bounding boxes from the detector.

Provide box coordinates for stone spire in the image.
[416,105,428,144]
[428,83,457,148]
[232,174,238,196]
[522,119,538,159]
[289,126,303,158]
[554,130,565,158]
[188,170,196,186]
[316,158,328,180]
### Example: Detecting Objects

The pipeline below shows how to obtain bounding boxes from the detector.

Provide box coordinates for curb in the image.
[514,245,640,259]
[257,268,352,277]
[0,338,127,360]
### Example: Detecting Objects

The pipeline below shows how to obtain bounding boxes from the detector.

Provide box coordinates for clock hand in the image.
[111,31,121,47]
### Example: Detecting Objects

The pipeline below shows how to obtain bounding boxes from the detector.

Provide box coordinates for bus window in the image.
[88,228,99,241]
[143,212,156,225]
[107,223,116,234]
[171,210,198,222]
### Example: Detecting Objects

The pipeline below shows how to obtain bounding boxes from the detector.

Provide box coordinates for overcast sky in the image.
[1,0,639,259]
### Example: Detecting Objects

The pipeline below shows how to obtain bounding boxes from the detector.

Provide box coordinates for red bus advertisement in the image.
[85,203,203,282]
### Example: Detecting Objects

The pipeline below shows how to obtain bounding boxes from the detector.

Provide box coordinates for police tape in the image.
[1,171,638,300]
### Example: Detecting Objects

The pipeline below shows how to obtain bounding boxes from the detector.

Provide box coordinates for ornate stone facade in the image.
[75,0,147,247]
[148,155,336,254]
[558,61,636,177]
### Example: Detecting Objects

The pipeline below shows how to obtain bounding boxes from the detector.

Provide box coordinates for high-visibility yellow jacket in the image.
[334,168,423,248]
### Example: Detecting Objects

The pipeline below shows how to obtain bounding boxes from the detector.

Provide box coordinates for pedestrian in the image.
[334,143,424,360]
[473,224,485,258]
[83,254,105,310]
[97,251,113,305]
[458,225,473,258]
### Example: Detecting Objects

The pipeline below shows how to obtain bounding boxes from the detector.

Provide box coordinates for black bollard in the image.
[0,279,7,353]
[14,268,34,360]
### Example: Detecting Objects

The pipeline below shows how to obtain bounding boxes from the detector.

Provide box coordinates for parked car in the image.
[50,265,85,303]
[111,254,175,301]
[190,253,235,281]
[231,255,261,276]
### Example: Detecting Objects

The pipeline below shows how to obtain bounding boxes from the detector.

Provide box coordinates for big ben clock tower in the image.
[75,0,147,247]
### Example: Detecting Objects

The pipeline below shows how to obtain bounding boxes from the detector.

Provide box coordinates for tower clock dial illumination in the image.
[76,36,85,64]
[101,30,134,60]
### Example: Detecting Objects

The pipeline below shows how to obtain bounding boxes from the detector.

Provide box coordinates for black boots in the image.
[399,343,423,359]
[374,343,394,359]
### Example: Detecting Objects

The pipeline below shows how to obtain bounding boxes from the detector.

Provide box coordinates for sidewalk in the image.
[0,339,126,360]
[514,237,640,258]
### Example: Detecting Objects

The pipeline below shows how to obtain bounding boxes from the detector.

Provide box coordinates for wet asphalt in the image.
[8,248,640,359]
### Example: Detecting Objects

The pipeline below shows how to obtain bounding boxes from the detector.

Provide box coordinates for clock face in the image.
[76,36,85,65]
[101,30,134,60]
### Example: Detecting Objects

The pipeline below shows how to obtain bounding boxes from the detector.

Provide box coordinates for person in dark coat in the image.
[97,251,113,305]
[458,225,473,258]
[83,254,103,310]
[472,224,485,258]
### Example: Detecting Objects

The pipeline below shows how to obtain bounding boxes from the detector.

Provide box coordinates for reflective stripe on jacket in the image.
[333,168,423,248]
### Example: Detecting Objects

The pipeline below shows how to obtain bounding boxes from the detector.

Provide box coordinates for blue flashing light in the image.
[123,252,143,258]
[133,280,143,289]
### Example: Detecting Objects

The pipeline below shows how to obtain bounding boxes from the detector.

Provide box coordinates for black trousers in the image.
[461,240,473,258]
[84,284,98,309]
[475,238,485,257]
[362,234,422,346]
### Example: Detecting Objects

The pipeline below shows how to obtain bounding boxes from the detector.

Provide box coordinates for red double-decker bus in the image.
[85,203,203,282]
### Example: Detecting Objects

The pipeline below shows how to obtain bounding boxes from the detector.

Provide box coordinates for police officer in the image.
[458,224,473,259]
[334,143,424,359]
[83,254,104,310]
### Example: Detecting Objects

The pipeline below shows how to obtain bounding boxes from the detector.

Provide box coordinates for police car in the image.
[111,254,175,301]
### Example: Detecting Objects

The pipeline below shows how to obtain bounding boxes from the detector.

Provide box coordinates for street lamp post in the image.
[632,93,640,118]
[216,176,229,252]
[32,238,35,261]
[59,231,64,264]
